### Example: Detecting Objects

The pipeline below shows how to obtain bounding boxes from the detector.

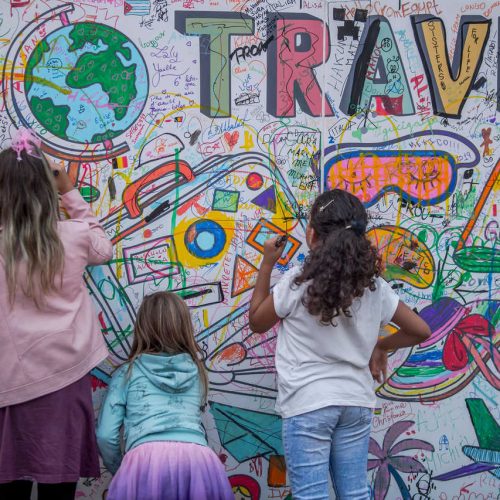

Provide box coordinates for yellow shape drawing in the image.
[173,211,235,269]
[420,19,490,116]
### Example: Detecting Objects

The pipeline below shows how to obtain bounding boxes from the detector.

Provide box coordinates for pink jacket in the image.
[0,189,113,407]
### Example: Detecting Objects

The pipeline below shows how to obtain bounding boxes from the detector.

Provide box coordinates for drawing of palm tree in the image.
[368,420,435,500]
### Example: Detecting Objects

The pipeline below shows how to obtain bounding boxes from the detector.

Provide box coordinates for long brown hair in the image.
[128,291,209,403]
[0,146,64,306]
[294,189,382,325]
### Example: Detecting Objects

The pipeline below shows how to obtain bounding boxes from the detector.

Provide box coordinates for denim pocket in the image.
[359,407,373,425]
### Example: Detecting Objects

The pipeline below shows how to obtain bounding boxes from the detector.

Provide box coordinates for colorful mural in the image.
[0,0,498,498]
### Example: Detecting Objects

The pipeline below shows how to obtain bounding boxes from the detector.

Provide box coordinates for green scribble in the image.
[108,325,133,350]
[169,148,182,239]
[397,366,445,376]
[456,186,477,218]
[432,270,446,302]
[453,247,499,273]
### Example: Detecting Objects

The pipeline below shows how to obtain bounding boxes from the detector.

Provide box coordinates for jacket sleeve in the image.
[96,368,128,474]
[60,189,113,265]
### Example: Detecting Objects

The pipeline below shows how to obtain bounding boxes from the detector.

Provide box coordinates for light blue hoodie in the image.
[96,353,207,474]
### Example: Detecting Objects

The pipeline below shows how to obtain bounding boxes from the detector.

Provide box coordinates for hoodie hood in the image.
[134,353,199,393]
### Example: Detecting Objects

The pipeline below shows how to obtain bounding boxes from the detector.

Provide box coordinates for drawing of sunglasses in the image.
[324,130,480,207]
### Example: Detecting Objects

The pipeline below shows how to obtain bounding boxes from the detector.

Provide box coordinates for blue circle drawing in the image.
[185,219,226,259]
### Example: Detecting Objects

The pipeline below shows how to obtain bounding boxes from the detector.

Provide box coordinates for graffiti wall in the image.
[1,0,498,498]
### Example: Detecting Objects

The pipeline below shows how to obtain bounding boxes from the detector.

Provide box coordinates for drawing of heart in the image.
[224,131,240,150]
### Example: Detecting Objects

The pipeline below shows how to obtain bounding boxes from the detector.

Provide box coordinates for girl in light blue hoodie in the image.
[96,292,233,500]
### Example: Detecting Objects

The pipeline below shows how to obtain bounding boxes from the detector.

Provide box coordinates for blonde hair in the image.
[128,292,209,404]
[0,147,64,306]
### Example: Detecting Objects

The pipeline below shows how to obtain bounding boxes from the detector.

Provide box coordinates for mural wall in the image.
[1,0,498,498]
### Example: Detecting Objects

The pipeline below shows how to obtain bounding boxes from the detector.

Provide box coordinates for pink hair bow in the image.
[11,127,42,161]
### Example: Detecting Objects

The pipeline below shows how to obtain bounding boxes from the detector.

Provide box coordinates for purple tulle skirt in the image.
[107,441,234,500]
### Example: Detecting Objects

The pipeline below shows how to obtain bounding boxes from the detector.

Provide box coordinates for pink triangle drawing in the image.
[251,186,276,213]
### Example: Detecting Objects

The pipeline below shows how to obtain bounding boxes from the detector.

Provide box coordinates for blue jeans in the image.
[282,406,372,499]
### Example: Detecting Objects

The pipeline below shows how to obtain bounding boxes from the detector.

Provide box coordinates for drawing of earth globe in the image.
[25,23,148,144]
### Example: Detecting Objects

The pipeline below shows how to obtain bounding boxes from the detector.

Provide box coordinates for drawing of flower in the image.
[368,420,435,500]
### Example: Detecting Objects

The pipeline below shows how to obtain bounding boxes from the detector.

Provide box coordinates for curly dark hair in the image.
[294,189,382,325]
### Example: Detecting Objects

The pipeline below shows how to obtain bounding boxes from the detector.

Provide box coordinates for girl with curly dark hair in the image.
[249,188,430,500]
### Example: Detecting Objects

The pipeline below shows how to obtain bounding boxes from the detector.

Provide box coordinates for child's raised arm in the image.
[96,367,128,475]
[249,236,285,333]
[51,161,113,266]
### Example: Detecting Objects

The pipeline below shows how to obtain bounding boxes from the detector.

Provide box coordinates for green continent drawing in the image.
[30,96,69,139]
[66,24,138,122]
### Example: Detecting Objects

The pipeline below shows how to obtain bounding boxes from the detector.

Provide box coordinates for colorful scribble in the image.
[0,1,497,498]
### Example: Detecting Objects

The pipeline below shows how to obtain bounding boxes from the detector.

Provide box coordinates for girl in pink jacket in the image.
[0,129,113,500]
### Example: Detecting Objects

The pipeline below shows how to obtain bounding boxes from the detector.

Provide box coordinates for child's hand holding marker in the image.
[262,234,288,266]
[41,155,74,194]
[275,234,288,248]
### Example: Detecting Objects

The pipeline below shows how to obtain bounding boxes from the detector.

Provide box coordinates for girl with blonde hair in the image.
[97,291,233,500]
[0,128,113,499]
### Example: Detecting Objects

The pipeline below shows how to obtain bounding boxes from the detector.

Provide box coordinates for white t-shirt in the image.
[272,267,399,418]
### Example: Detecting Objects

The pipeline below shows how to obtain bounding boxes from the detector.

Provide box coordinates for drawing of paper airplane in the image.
[434,399,500,481]
[210,402,283,463]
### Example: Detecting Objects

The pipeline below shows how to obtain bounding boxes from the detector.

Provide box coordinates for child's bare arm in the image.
[377,301,431,351]
[249,237,284,333]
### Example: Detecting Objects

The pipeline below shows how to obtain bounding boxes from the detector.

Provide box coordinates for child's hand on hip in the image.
[262,236,287,266]
[369,344,387,384]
